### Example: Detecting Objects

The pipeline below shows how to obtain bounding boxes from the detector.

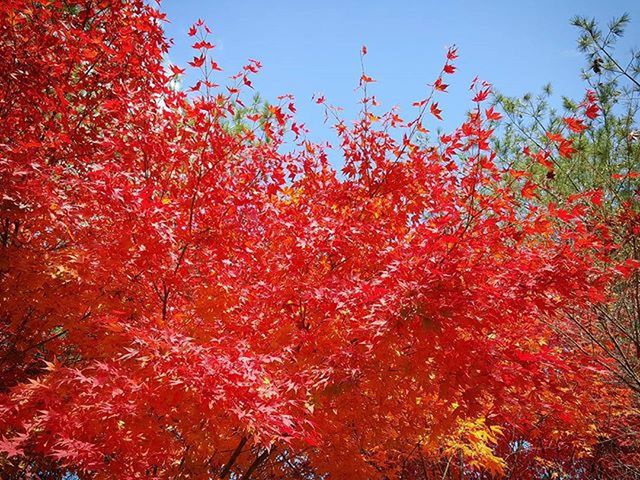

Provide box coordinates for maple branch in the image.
[161,281,170,324]
[23,328,69,355]
[240,447,272,480]
[542,315,640,394]
[496,97,581,193]
[284,456,306,477]
[441,455,452,480]
[219,436,248,478]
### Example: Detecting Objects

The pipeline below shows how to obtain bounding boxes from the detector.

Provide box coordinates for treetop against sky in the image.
[162,0,640,144]
[1,0,640,479]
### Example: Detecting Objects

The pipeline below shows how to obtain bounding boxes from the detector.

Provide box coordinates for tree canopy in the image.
[1,1,639,478]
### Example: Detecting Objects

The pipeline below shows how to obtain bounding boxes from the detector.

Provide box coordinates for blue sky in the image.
[161,0,640,145]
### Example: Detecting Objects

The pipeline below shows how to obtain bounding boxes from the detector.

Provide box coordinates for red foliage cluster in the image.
[1,1,638,478]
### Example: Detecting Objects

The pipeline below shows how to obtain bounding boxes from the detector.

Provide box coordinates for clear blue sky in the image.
[161,0,640,145]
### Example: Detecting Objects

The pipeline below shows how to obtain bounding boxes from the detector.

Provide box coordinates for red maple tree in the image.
[1,1,638,478]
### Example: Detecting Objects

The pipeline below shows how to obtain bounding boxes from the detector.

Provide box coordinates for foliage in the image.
[1,1,639,478]
[493,16,640,477]
[495,13,640,397]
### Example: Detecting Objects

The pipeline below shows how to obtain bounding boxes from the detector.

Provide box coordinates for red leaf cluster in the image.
[0,1,638,478]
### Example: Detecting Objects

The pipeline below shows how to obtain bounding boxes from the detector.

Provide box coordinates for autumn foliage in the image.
[1,1,639,478]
